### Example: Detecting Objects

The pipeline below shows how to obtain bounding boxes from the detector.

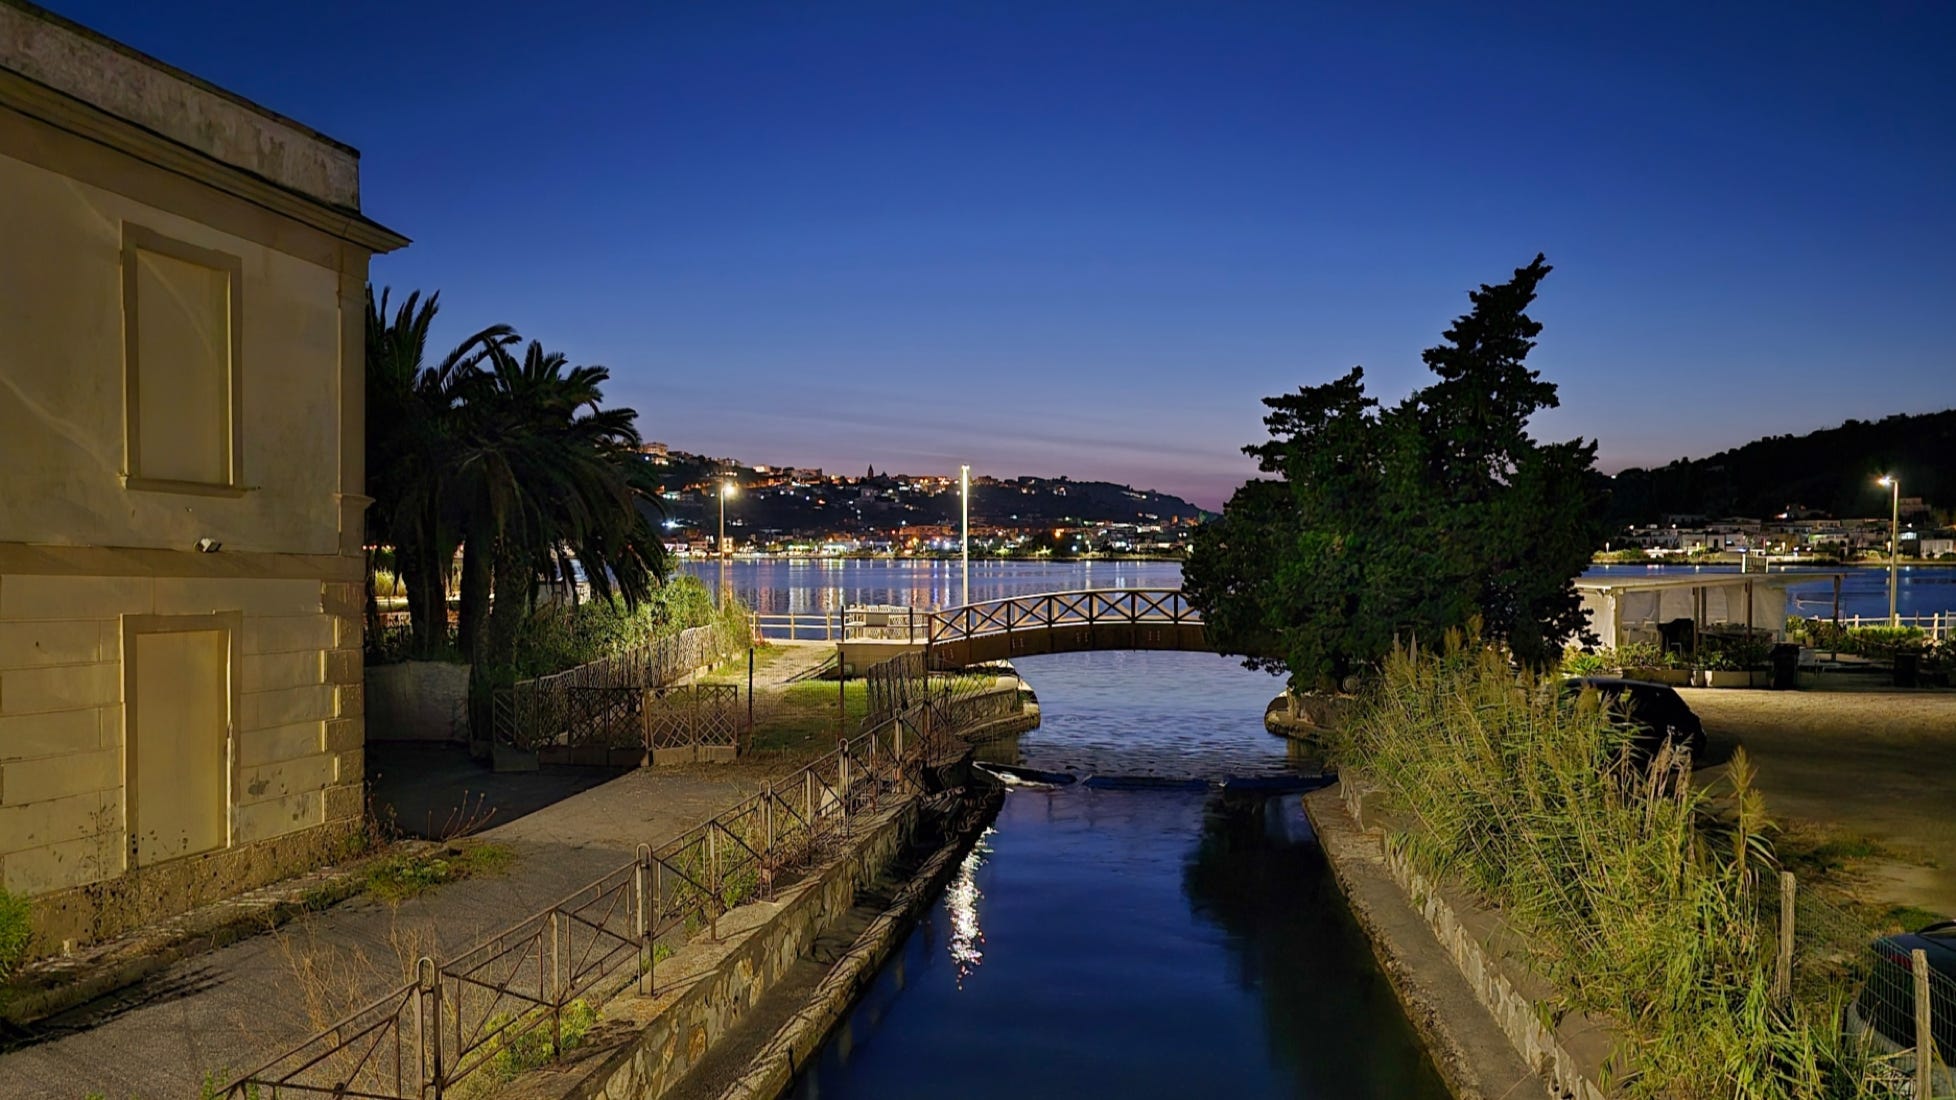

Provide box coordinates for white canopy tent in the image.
[1575,573,1844,652]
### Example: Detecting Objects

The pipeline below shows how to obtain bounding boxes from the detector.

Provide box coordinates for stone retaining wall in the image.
[712,787,1000,1100]
[1378,836,1607,1100]
[1319,780,1612,1100]
[507,789,962,1100]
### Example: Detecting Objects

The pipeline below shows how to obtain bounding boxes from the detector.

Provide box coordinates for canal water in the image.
[784,649,1451,1100]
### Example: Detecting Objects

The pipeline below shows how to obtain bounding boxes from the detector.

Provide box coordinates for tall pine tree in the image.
[1185,255,1606,691]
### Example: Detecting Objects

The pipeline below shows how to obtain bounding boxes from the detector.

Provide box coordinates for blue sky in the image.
[53,1,1956,508]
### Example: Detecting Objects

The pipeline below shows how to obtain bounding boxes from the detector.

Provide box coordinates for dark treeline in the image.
[1606,409,1956,524]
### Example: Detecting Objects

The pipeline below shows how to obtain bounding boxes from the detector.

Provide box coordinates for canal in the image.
[785,649,1451,1100]
[671,556,1949,1098]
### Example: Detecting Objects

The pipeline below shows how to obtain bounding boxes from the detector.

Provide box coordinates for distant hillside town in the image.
[636,442,1204,557]
[1612,499,1954,561]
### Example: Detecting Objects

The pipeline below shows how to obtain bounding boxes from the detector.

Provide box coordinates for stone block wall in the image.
[506,799,927,1100]
[0,572,364,949]
[1378,833,1610,1100]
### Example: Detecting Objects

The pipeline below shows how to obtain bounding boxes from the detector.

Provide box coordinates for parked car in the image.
[1559,676,1708,761]
[1846,921,1955,1088]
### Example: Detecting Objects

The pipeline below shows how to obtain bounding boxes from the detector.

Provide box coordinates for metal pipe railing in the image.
[224,678,988,1099]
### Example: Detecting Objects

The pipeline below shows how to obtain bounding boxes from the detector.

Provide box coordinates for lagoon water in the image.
[685,557,1956,621]
[785,786,1451,1100]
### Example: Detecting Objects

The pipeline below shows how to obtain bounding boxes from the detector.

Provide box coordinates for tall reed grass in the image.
[1334,628,1890,1098]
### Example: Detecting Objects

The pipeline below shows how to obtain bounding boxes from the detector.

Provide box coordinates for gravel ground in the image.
[1686,686,1956,916]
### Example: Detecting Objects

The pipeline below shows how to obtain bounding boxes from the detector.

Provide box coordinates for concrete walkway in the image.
[0,642,853,1097]
[0,768,755,1098]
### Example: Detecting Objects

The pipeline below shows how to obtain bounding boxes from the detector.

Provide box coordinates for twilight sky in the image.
[55,1,1956,509]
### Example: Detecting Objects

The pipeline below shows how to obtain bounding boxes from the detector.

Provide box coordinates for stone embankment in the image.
[1304,782,1608,1100]
[505,770,1001,1100]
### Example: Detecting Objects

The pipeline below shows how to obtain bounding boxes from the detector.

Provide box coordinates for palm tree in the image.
[364,288,514,658]
[445,340,669,731]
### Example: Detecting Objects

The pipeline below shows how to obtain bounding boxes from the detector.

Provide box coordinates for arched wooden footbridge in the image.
[924,588,1209,668]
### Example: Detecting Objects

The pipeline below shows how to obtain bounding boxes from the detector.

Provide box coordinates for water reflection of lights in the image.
[946,829,993,989]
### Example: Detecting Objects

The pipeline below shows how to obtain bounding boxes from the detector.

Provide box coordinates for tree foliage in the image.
[364,289,513,659]
[1606,409,1956,525]
[1184,255,1607,691]
[363,287,672,727]
[448,340,669,722]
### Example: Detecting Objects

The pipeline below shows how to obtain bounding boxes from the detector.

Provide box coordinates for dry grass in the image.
[1338,629,1900,1099]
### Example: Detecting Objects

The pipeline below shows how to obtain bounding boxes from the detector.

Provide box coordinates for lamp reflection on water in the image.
[945,829,993,989]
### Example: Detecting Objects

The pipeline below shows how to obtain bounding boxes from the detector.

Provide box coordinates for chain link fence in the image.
[1767,872,1954,1096]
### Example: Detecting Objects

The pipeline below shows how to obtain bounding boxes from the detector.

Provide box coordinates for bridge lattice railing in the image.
[925,588,1199,648]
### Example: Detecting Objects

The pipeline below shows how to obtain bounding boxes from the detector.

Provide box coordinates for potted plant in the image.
[1560,647,1615,677]
[1697,638,1770,688]
[1620,642,1691,686]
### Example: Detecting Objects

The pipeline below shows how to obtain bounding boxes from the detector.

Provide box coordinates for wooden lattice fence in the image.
[493,624,741,752]
[646,684,744,764]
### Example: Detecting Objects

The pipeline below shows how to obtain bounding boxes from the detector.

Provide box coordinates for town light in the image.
[1877,474,1899,626]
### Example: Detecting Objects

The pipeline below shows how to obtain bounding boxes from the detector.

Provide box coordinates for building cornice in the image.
[0,67,407,254]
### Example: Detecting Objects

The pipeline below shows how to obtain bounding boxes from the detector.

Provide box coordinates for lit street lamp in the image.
[959,464,971,608]
[1877,474,1899,626]
[718,477,737,607]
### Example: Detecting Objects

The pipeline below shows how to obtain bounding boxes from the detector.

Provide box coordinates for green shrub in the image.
[1798,619,1929,661]
[1334,630,1881,1098]
[506,575,749,678]
[1698,635,1772,670]
[1560,647,1612,675]
[1611,641,1671,669]
[1558,641,1673,676]
[0,886,33,983]
[1846,625,1927,657]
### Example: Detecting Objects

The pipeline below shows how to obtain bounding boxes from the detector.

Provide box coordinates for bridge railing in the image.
[751,605,939,643]
[926,588,1200,648]
[752,611,841,641]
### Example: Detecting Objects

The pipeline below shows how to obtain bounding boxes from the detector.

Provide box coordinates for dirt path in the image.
[1688,687,1956,916]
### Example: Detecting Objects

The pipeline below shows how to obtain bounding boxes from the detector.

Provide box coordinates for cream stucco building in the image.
[0,0,405,946]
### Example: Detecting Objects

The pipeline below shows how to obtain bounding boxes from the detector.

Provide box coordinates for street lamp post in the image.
[1878,474,1899,626]
[718,478,736,608]
[959,464,970,609]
